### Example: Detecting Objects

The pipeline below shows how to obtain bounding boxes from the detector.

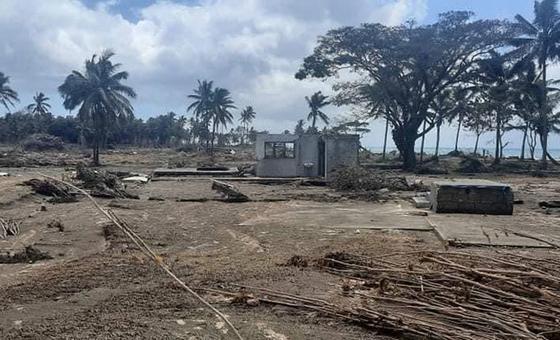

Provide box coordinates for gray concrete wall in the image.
[323,134,360,179]
[256,134,321,177]
[256,133,359,178]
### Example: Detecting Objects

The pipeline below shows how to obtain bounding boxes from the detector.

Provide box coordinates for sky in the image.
[0,0,555,151]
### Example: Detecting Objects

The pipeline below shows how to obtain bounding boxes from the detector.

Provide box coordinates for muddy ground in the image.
[0,148,559,339]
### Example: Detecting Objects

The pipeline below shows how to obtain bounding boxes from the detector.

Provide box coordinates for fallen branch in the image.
[501,228,560,249]
[38,173,244,340]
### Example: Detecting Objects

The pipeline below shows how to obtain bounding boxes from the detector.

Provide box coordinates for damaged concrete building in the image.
[255,133,360,178]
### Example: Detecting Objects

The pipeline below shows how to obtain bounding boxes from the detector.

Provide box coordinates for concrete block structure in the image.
[255,133,359,179]
[431,179,514,215]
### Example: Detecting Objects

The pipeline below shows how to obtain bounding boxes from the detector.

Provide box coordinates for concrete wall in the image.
[256,133,359,178]
[256,134,321,177]
[323,134,360,179]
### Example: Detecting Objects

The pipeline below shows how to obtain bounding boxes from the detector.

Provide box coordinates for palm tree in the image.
[477,51,519,164]
[512,0,560,166]
[239,106,256,144]
[210,87,236,153]
[0,72,19,112]
[58,50,136,165]
[187,80,214,149]
[294,119,305,135]
[305,91,330,130]
[27,92,51,115]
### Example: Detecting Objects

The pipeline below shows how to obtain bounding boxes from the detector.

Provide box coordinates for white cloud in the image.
[0,0,428,146]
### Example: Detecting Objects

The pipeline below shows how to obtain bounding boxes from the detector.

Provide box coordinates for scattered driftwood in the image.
[76,164,138,199]
[211,180,251,202]
[39,173,244,340]
[218,251,560,340]
[0,218,21,239]
[22,179,77,203]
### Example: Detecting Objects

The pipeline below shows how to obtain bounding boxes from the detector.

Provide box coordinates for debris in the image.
[284,255,309,268]
[148,196,165,201]
[331,167,411,192]
[40,204,47,211]
[0,245,52,264]
[211,180,251,202]
[122,175,150,184]
[221,251,560,340]
[539,201,560,208]
[412,196,431,209]
[0,172,9,177]
[47,219,65,232]
[38,173,244,340]
[0,218,21,239]
[22,179,77,203]
[22,134,64,151]
[458,156,487,173]
[76,164,138,199]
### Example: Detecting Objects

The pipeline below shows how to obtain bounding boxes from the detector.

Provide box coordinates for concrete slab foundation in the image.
[431,179,513,215]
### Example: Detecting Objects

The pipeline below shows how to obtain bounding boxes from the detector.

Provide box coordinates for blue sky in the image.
[0,0,556,151]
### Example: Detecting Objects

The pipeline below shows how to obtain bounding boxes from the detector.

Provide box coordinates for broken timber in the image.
[211,180,251,202]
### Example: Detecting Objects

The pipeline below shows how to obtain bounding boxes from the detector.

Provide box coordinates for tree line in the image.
[297,0,560,169]
[0,52,261,164]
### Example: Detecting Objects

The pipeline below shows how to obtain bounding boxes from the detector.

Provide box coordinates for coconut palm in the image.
[512,0,560,165]
[239,106,256,144]
[187,80,214,148]
[210,87,236,152]
[58,50,136,165]
[27,92,51,115]
[0,72,19,112]
[476,51,519,164]
[305,91,330,130]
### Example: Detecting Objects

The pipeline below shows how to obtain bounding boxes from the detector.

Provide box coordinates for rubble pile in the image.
[331,166,411,192]
[22,134,64,152]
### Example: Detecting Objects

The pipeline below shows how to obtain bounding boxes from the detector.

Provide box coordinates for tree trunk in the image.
[419,120,426,162]
[435,123,441,157]
[494,112,501,165]
[474,133,480,155]
[541,60,548,168]
[393,125,417,170]
[210,120,217,154]
[540,132,548,168]
[454,116,462,152]
[312,115,317,130]
[521,125,527,160]
[382,118,389,160]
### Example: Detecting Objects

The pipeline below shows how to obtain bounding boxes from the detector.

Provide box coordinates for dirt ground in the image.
[1,149,559,339]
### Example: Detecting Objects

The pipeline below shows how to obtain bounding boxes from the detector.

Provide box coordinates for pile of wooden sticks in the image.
[221,251,560,340]
[0,218,21,239]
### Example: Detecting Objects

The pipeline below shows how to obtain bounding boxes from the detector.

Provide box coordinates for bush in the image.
[22,134,64,151]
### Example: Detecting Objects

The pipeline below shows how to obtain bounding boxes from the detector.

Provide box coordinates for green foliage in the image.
[305,91,329,129]
[297,11,513,169]
[58,50,136,164]
[0,72,19,112]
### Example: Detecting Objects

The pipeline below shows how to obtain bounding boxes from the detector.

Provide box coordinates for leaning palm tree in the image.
[239,106,256,144]
[210,87,236,152]
[306,91,330,130]
[187,80,214,149]
[512,0,560,165]
[0,72,19,112]
[58,50,136,165]
[27,92,51,115]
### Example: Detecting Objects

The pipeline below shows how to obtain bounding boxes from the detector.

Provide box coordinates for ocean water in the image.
[367,146,560,159]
